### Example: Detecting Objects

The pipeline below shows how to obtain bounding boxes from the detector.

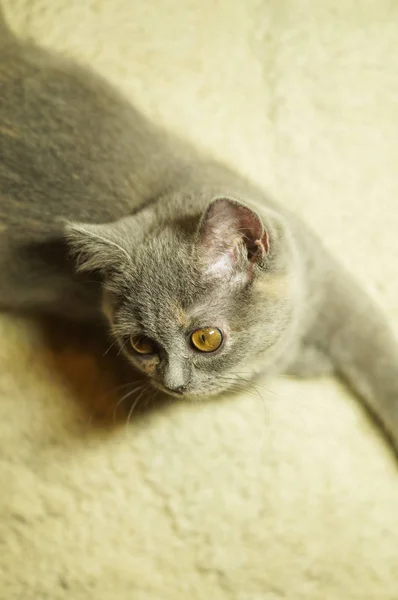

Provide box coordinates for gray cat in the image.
[1,12,397,449]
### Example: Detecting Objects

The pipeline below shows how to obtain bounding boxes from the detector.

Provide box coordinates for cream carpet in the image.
[1,1,398,598]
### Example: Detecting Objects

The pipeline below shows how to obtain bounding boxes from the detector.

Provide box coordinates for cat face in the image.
[67,198,295,398]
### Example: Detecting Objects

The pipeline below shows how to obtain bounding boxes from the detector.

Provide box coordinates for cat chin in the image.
[150,379,224,400]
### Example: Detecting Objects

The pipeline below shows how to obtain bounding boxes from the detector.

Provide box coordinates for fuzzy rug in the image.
[1,1,398,598]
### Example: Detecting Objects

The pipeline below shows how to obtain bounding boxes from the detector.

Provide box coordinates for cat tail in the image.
[312,249,398,451]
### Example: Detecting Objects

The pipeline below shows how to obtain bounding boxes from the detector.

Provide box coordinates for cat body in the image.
[1,13,397,447]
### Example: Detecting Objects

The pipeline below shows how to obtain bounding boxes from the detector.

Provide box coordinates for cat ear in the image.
[64,219,133,273]
[198,197,269,279]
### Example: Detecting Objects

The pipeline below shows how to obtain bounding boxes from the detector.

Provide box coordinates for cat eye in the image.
[130,335,157,355]
[190,328,223,353]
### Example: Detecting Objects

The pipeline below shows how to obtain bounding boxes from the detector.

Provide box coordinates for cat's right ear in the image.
[64,219,133,273]
[197,197,270,281]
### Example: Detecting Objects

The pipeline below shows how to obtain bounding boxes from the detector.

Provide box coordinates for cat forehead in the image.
[144,294,230,327]
[113,284,233,334]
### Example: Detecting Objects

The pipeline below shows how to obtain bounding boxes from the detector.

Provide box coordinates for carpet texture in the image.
[1,1,398,598]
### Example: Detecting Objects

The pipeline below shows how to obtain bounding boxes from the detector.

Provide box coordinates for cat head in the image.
[66,197,296,398]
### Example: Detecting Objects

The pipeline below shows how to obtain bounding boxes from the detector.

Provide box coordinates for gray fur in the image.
[1,12,397,448]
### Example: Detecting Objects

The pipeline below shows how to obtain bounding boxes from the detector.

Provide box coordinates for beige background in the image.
[1,1,398,598]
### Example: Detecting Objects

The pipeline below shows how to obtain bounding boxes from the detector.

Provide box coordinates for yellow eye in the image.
[191,328,223,353]
[130,335,157,355]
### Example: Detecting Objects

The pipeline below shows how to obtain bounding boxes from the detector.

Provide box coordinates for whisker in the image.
[85,375,149,427]
[108,379,146,395]
[103,337,119,356]
[116,337,130,356]
[112,383,145,423]
[219,379,260,400]
[218,374,269,420]
[142,388,159,409]
[228,373,311,429]
[238,377,269,421]
[231,373,283,397]
[126,385,149,425]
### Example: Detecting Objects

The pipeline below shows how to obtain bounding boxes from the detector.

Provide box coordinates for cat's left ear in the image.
[64,218,133,273]
[197,197,269,278]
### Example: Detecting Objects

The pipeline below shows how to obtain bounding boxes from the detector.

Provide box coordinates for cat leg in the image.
[284,345,334,378]
[308,251,398,450]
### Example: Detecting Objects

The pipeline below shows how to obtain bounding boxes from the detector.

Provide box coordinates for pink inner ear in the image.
[207,249,236,278]
[199,198,269,276]
[249,234,269,262]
